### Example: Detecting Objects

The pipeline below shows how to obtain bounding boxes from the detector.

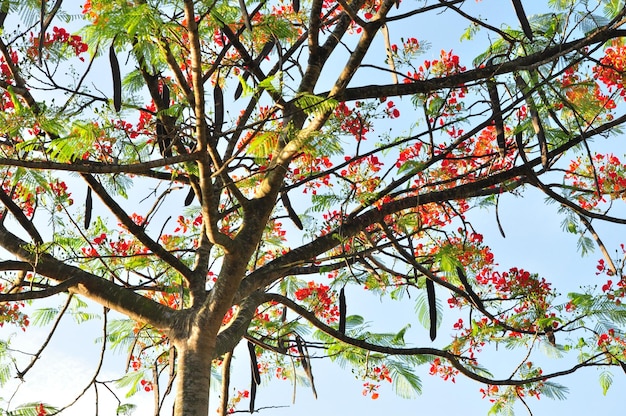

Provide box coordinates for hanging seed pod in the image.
[426,279,437,341]
[339,287,346,334]
[84,186,92,229]
[456,266,484,310]
[487,78,505,156]
[511,0,533,40]
[213,83,224,134]
[109,43,122,112]
[281,190,303,230]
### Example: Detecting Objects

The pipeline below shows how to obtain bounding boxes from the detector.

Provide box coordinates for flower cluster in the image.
[0,283,29,330]
[334,102,371,141]
[28,26,88,61]
[294,281,339,323]
[226,390,250,414]
[428,357,459,382]
[593,43,626,96]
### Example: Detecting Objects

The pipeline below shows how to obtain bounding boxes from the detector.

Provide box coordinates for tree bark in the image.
[173,328,216,416]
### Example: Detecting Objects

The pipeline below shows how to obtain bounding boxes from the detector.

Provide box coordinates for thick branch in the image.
[334,28,626,102]
[0,224,176,329]
[82,174,193,278]
[265,293,611,387]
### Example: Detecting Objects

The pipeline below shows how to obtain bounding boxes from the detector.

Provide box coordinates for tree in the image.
[1,0,626,414]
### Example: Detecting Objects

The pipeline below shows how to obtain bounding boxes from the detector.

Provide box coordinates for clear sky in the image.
[2,1,626,415]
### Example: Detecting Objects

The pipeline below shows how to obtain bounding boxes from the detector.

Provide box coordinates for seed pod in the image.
[213,83,224,134]
[249,371,257,413]
[239,0,253,32]
[339,287,346,334]
[544,326,556,346]
[511,0,533,40]
[109,43,122,112]
[295,334,317,398]
[184,188,195,206]
[84,186,92,229]
[247,341,261,385]
[487,78,505,156]
[161,82,170,107]
[515,74,548,168]
[281,190,303,230]
[426,279,437,341]
[456,266,484,310]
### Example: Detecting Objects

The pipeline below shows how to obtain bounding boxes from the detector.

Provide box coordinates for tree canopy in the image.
[1,0,626,414]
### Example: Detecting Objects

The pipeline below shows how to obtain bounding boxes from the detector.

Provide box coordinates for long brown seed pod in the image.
[248,341,261,385]
[456,266,484,310]
[239,0,253,32]
[214,83,224,134]
[84,186,92,229]
[515,74,548,168]
[281,190,303,230]
[109,42,122,112]
[487,78,505,156]
[339,287,346,334]
[426,278,437,341]
[511,0,533,40]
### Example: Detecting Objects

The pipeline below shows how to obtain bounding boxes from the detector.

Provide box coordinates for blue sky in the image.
[2,1,626,415]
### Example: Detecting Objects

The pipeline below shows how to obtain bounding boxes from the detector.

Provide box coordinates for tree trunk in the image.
[173,329,216,416]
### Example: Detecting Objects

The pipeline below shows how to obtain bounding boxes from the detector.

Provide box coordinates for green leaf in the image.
[396,160,424,175]
[236,75,254,98]
[0,362,11,386]
[294,93,338,116]
[387,360,422,398]
[391,324,411,345]
[461,22,480,41]
[488,400,515,416]
[6,86,26,116]
[31,308,59,327]
[434,245,462,273]
[414,289,442,331]
[345,314,365,330]
[71,311,100,324]
[257,73,282,94]
[541,381,569,400]
[603,0,625,19]
[116,403,137,416]
[248,131,278,159]
[47,121,99,162]
[10,402,58,416]
[599,371,613,395]
[115,370,146,398]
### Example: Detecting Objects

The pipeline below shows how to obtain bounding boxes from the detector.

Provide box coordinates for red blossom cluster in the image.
[0,48,18,79]
[479,384,499,402]
[36,404,47,416]
[596,328,626,356]
[28,26,88,61]
[383,100,400,118]
[294,281,339,323]
[140,379,153,392]
[565,153,626,210]
[174,214,203,234]
[404,50,466,82]
[0,283,29,330]
[593,43,626,96]
[561,66,617,119]
[225,390,250,413]
[291,154,333,195]
[334,102,371,141]
[362,381,380,399]
[429,357,458,382]
[475,267,552,304]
